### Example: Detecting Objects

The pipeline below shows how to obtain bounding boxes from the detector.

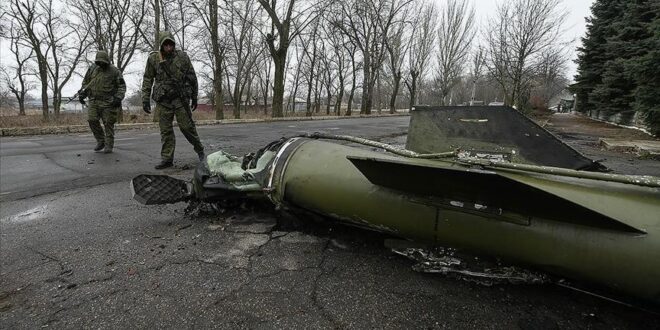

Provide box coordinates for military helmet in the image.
[95,50,110,65]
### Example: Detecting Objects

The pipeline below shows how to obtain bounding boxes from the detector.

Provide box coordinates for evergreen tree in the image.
[630,2,660,135]
[573,0,660,135]
[572,0,623,115]
[593,0,655,121]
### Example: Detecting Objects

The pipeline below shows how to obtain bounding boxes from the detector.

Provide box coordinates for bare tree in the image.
[384,13,408,114]
[285,42,304,115]
[318,40,337,115]
[209,0,226,119]
[225,0,262,118]
[485,0,567,110]
[334,0,412,114]
[257,0,323,118]
[257,51,273,114]
[42,0,92,117]
[10,0,92,119]
[69,0,147,72]
[160,0,196,51]
[9,0,50,119]
[134,0,162,51]
[3,21,35,115]
[192,0,227,120]
[435,0,475,106]
[405,1,436,109]
[533,47,569,108]
[0,2,10,38]
[299,18,321,117]
[324,23,351,115]
[344,40,360,116]
[469,45,484,105]
[325,3,359,116]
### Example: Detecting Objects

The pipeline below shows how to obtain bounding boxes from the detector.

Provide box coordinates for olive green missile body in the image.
[130,106,660,304]
[260,137,660,303]
[131,136,660,303]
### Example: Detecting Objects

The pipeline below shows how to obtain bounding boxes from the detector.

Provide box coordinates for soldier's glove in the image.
[78,89,87,105]
[111,97,122,107]
[143,101,151,114]
[191,98,198,112]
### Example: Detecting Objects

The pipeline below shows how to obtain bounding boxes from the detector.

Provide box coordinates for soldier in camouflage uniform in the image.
[79,50,126,153]
[141,31,204,169]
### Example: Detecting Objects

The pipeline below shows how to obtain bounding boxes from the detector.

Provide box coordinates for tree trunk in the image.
[314,74,321,114]
[364,76,375,115]
[154,0,160,50]
[305,69,314,117]
[335,86,344,116]
[347,80,355,116]
[210,0,224,120]
[288,80,298,116]
[39,66,49,121]
[245,80,252,113]
[409,72,418,110]
[347,64,356,116]
[376,72,382,114]
[18,97,26,116]
[325,86,331,115]
[361,60,370,114]
[271,54,285,117]
[53,89,61,119]
[389,72,400,114]
[214,73,224,120]
[233,83,241,119]
[262,88,268,115]
[263,69,270,115]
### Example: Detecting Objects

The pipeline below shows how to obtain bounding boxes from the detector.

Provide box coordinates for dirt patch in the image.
[545,113,660,176]
[546,113,657,141]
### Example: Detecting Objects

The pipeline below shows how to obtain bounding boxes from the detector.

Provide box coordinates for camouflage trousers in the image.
[157,99,204,161]
[88,100,118,148]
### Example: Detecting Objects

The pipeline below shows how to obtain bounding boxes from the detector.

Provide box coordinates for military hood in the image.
[158,31,176,50]
[95,50,110,65]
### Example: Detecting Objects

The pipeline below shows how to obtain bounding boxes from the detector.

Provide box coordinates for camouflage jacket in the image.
[141,33,198,106]
[81,63,126,103]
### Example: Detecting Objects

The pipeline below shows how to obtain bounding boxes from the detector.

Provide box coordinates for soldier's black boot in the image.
[155,160,173,170]
[94,141,105,152]
[103,146,113,154]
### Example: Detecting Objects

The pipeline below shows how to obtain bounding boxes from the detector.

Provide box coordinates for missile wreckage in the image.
[131,106,660,305]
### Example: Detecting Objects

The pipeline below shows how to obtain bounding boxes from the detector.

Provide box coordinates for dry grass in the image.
[0,105,366,129]
[0,113,89,128]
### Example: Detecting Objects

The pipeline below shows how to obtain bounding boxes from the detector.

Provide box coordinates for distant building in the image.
[196,98,213,112]
[60,97,85,113]
[287,97,307,112]
[25,98,85,113]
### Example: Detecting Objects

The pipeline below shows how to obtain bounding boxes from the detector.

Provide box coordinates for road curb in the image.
[599,138,660,160]
[0,113,410,137]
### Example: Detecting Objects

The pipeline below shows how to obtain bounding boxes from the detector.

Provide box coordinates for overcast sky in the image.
[446,0,595,78]
[2,0,596,98]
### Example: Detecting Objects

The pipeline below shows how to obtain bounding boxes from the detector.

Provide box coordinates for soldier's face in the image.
[163,42,174,54]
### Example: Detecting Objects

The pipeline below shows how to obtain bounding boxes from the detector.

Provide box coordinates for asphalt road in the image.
[1,116,658,328]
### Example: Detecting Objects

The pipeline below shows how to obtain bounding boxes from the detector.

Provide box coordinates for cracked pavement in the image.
[1,116,658,328]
